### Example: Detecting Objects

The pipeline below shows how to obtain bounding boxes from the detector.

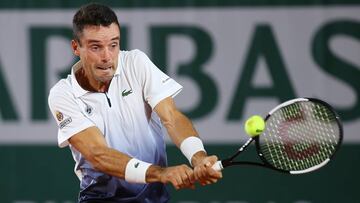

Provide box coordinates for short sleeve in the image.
[132,50,183,109]
[48,85,94,148]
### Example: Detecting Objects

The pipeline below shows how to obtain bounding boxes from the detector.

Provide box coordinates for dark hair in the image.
[73,3,120,43]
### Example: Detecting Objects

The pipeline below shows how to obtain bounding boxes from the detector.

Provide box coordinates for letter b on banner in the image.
[151,26,218,119]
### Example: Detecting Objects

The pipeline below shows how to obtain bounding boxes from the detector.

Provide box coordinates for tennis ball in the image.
[244,115,265,137]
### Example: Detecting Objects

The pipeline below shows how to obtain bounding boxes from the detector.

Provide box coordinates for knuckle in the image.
[167,172,174,178]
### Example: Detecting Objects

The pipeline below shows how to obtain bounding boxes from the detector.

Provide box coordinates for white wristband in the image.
[180,136,206,166]
[125,158,152,184]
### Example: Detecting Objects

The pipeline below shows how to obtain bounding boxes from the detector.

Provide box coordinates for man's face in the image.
[72,23,120,86]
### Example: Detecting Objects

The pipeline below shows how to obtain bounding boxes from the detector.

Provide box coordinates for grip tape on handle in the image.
[211,160,224,171]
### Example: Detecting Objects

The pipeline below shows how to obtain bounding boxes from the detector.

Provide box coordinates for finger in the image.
[185,167,195,184]
[171,179,180,190]
[193,166,202,181]
[207,168,223,178]
[199,169,211,182]
[196,169,222,185]
[171,173,184,190]
[205,179,215,185]
[178,166,193,188]
[201,178,218,186]
[204,161,211,167]
[195,171,206,182]
[208,155,218,163]
[176,174,187,189]
[181,174,191,188]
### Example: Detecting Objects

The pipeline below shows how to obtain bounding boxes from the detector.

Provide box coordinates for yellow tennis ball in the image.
[244,115,265,137]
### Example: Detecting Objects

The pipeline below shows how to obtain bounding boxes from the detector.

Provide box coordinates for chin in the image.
[96,75,114,83]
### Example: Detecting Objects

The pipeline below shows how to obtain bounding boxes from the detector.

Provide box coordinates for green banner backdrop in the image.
[0,0,359,202]
[1,145,359,203]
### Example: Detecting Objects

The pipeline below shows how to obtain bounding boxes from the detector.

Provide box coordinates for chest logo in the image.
[122,89,133,97]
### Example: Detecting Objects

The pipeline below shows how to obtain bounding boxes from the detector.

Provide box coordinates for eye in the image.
[111,43,118,48]
[91,45,99,51]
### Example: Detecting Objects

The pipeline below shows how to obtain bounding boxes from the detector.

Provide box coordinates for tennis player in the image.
[48,3,222,202]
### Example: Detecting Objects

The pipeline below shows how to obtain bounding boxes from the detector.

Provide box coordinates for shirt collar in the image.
[70,58,121,98]
[70,61,88,98]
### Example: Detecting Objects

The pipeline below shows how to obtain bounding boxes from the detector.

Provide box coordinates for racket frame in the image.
[218,98,343,174]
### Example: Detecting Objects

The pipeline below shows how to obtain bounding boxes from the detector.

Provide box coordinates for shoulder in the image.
[120,49,151,66]
[119,49,154,79]
[48,77,73,104]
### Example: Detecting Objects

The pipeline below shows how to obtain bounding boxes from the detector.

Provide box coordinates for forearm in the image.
[90,148,195,189]
[88,147,164,183]
[163,114,221,185]
[154,97,207,165]
[62,123,196,188]
[162,109,199,147]
[146,164,196,190]
[86,146,131,179]
[163,110,208,165]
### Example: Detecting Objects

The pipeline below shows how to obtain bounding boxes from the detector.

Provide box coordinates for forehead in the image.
[80,23,120,43]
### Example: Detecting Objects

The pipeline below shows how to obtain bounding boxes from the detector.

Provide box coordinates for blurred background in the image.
[0,0,359,202]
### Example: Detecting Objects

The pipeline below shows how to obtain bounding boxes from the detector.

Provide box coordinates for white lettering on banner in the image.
[0,7,359,144]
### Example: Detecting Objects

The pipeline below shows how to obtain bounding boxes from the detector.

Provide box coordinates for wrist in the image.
[180,136,206,166]
[125,158,152,184]
[191,150,208,167]
[145,165,164,183]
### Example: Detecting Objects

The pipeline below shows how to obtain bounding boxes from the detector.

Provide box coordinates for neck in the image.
[75,68,110,93]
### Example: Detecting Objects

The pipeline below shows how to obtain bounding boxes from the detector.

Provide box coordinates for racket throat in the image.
[221,159,233,168]
[228,137,255,160]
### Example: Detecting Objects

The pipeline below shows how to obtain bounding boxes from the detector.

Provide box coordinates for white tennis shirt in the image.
[48,49,183,180]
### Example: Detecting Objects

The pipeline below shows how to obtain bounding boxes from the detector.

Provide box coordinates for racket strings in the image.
[259,101,340,172]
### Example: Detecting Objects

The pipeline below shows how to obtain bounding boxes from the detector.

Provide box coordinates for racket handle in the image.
[212,160,224,171]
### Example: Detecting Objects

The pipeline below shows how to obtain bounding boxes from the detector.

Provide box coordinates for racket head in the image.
[255,98,343,174]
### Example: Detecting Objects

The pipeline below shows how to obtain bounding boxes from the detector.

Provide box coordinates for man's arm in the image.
[154,97,222,185]
[68,126,195,190]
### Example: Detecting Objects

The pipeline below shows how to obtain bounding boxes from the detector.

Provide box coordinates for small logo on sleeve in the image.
[56,111,63,121]
[55,110,72,129]
[59,117,72,129]
[162,77,171,84]
[122,89,133,97]
[134,162,140,168]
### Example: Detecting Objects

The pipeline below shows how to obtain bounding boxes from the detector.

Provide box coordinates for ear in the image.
[71,40,80,56]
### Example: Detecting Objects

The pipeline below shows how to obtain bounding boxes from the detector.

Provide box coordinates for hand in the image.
[191,151,223,186]
[147,164,195,190]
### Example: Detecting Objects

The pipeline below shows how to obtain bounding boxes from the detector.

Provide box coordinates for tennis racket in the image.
[212,98,343,174]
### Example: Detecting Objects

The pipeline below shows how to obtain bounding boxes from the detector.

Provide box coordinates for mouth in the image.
[97,66,112,70]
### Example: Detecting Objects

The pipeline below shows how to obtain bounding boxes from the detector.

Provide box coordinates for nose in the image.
[101,48,111,63]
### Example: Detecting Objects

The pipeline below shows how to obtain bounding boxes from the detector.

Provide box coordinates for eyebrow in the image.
[87,36,120,44]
